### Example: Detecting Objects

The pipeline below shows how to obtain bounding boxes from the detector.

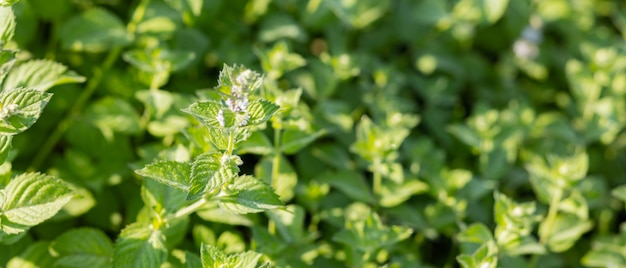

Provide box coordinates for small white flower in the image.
[0,103,19,120]
[239,114,249,127]
[216,109,225,127]
[221,154,230,165]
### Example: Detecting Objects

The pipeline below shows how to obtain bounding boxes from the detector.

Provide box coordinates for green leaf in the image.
[256,41,306,79]
[183,101,235,128]
[478,0,509,24]
[136,160,192,192]
[541,214,593,253]
[456,241,498,268]
[0,6,15,47]
[0,172,73,236]
[170,250,202,268]
[265,205,307,244]
[325,0,390,29]
[255,155,297,202]
[236,131,273,155]
[200,243,262,268]
[142,178,187,216]
[219,175,283,214]
[135,1,181,38]
[113,222,167,268]
[0,0,20,7]
[458,223,494,245]
[280,128,325,154]
[611,184,626,203]
[379,179,429,208]
[59,8,132,52]
[447,124,482,150]
[50,227,114,268]
[317,170,375,204]
[188,153,238,200]
[3,60,85,92]
[581,234,626,267]
[123,48,195,73]
[0,135,11,164]
[0,88,52,135]
[333,211,413,252]
[163,0,203,25]
[6,241,56,268]
[0,50,16,84]
[217,64,263,94]
[246,99,280,126]
[84,97,142,139]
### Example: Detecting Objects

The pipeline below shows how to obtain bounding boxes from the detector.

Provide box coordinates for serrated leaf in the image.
[0,135,11,164]
[280,128,325,154]
[59,8,132,52]
[200,244,226,267]
[0,50,16,85]
[0,7,15,47]
[188,153,238,200]
[0,173,73,236]
[113,223,167,268]
[217,64,263,93]
[183,101,234,128]
[219,175,283,214]
[246,99,279,126]
[136,160,192,192]
[200,244,261,268]
[50,227,113,268]
[3,60,85,92]
[0,88,52,135]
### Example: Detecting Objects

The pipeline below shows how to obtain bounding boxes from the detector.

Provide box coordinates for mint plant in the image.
[4,0,626,267]
[0,2,83,245]
[129,64,283,267]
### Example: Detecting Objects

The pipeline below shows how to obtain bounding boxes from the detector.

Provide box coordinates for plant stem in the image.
[169,198,208,220]
[28,0,152,171]
[540,188,563,244]
[272,127,282,186]
[372,156,382,198]
[29,48,121,171]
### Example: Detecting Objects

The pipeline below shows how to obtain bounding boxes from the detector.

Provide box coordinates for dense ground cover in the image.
[1,0,626,267]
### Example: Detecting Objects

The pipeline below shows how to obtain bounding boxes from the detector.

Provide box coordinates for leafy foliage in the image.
[2,0,626,267]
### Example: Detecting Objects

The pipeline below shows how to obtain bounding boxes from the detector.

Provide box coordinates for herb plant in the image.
[2,0,626,267]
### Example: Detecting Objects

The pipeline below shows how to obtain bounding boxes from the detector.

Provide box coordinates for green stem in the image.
[29,48,121,171]
[272,127,282,185]
[28,0,152,171]
[167,198,207,221]
[372,156,382,198]
[540,188,563,244]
